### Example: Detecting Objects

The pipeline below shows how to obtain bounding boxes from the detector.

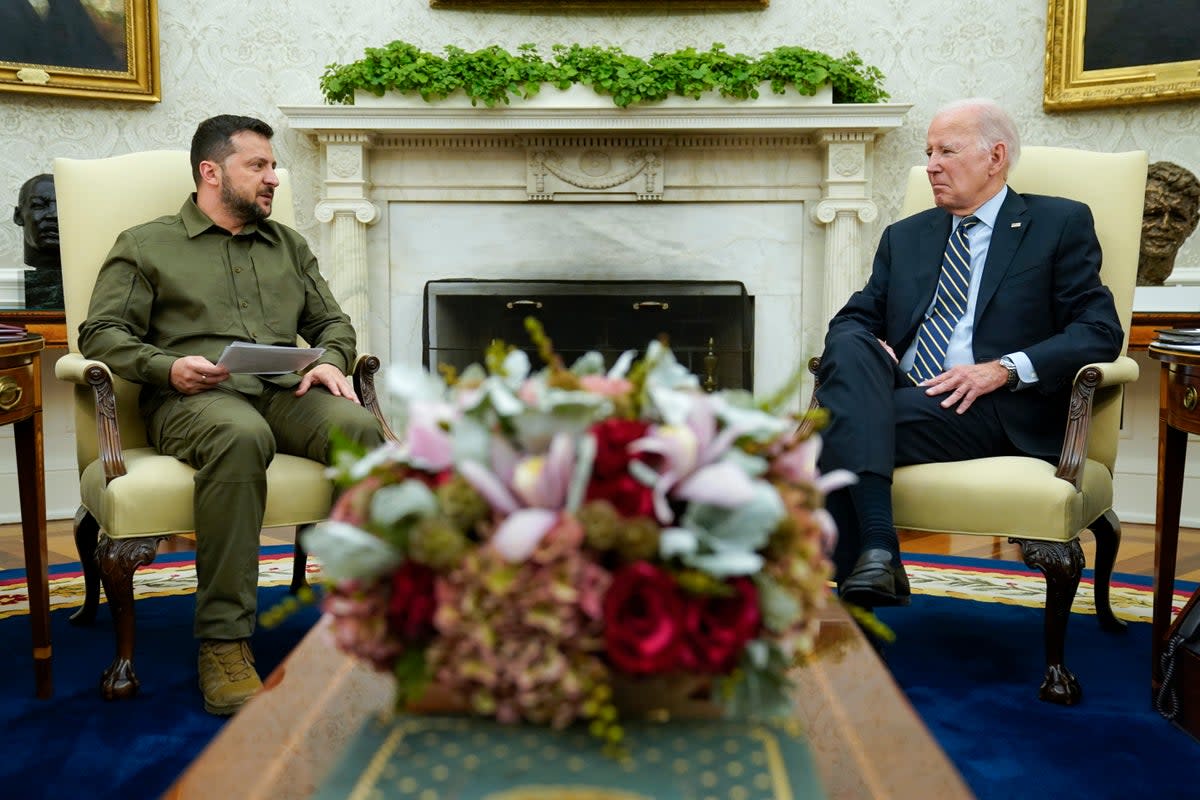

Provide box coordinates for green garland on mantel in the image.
[320,41,889,108]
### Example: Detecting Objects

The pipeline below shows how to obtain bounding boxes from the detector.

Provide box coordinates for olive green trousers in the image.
[148,382,386,640]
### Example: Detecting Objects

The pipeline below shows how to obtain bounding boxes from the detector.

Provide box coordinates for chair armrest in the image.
[351,354,399,443]
[805,354,1138,491]
[1054,357,1139,489]
[1075,355,1139,388]
[54,352,128,482]
[54,351,112,385]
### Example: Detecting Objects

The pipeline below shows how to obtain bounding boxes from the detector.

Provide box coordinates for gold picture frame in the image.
[0,0,160,103]
[1044,0,1200,111]
[431,0,766,8]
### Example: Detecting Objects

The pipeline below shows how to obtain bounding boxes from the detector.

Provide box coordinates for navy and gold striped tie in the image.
[908,216,979,384]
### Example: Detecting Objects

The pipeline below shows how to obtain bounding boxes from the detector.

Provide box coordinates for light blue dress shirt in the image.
[899,185,1037,386]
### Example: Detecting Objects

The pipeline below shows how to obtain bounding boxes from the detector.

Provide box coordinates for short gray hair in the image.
[934,98,1022,172]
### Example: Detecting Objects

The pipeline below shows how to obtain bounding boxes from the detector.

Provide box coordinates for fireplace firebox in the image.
[424,280,753,391]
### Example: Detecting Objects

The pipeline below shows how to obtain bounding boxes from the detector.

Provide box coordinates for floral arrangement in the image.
[302,321,851,748]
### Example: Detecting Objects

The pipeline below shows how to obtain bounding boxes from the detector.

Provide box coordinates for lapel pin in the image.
[1011,222,1022,228]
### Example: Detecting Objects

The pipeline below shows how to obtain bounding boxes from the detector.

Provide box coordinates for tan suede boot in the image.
[198,639,262,716]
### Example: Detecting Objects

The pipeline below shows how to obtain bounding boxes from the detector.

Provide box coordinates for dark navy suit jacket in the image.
[826,189,1124,461]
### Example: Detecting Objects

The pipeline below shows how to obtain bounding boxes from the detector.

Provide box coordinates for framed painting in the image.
[430,0,766,8]
[1044,0,1200,111]
[0,0,160,102]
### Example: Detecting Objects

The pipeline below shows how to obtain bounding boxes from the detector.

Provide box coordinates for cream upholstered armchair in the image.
[53,151,392,700]
[810,146,1147,704]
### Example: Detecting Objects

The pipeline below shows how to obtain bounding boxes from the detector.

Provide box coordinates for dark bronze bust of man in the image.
[13,173,63,309]
[1139,161,1200,286]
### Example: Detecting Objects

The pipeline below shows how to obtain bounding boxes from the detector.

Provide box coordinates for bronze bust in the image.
[13,173,63,309]
[1139,161,1200,286]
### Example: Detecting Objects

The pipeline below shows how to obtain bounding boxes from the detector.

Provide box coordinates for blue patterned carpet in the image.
[0,549,1196,799]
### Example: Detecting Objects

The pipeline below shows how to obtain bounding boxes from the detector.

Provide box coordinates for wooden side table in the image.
[1149,344,1200,730]
[1128,311,1200,352]
[0,334,51,697]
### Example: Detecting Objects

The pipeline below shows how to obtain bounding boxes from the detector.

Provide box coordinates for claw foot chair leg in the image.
[1089,509,1128,634]
[1016,537,1084,705]
[96,534,163,700]
[68,507,102,626]
[291,524,312,595]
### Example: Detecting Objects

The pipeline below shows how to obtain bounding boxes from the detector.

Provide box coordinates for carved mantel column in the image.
[810,131,879,324]
[313,132,378,352]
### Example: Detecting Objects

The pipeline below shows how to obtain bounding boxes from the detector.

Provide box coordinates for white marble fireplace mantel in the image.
[280,97,910,393]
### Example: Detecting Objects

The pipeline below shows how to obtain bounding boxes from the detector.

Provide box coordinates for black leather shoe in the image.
[839,548,911,607]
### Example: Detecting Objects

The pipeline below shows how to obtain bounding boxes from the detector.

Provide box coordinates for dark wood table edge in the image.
[1130,312,1200,352]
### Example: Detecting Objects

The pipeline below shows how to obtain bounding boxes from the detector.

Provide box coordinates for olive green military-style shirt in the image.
[79,196,357,407]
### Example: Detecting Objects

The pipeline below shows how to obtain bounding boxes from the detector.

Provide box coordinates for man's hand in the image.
[920,361,1009,414]
[877,338,898,363]
[296,362,360,404]
[170,356,228,395]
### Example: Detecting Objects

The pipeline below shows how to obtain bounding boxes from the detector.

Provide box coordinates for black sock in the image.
[825,488,860,582]
[849,473,899,560]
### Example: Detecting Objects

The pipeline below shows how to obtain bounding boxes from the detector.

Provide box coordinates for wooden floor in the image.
[0,516,1198,582]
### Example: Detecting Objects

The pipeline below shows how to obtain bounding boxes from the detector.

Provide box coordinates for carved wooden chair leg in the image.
[96,534,162,700]
[68,507,102,626]
[1016,537,1084,705]
[291,524,312,595]
[1089,509,1127,633]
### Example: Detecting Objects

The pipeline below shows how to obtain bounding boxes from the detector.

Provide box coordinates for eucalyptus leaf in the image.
[371,480,439,526]
[685,549,764,577]
[713,397,793,441]
[659,527,700,559]
[754,573,802,633]
[451,415,491,466]
[568,350,607,376]
[721,447,769,478]
[300,520,403,582]
[683,481,784,551]
[646,385,693,428]
[565,433,596,512]
[502,349,531,387]
[717,640,794,718]
[607,349,637,379]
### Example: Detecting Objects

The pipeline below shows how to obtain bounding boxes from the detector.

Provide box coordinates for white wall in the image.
[0,0,1197,524]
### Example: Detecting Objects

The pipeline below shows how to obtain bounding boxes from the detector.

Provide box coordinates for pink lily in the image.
[458,432,587,562]
[768,431,857,495]
[629,395,756,524]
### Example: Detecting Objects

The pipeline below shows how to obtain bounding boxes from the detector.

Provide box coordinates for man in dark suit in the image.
[816,98,1124,607]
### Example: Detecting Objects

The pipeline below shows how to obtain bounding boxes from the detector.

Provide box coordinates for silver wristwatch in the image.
[999,356,1019,390]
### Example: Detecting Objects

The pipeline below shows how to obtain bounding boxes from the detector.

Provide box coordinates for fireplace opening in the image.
[424,279,753,391]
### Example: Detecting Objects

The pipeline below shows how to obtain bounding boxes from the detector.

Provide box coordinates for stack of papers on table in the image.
[216,342,324,374]
[1153,329,1200,352]
[0,323,27,341]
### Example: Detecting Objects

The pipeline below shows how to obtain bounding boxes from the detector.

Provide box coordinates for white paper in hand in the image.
[216,342,325,374]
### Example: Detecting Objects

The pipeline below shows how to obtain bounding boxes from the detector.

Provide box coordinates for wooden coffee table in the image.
[166,602,972,800]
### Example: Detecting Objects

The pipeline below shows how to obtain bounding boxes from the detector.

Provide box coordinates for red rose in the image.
[590,419,650,478]
[586,474,655,518]
[603,562,685,674]
[386,562,438,643]
[678,577,762,674]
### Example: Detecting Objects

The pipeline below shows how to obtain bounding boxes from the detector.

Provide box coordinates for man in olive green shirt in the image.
[79,115,385,715]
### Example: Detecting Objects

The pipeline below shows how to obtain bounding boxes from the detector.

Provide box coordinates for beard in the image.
[220,179,271,225]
